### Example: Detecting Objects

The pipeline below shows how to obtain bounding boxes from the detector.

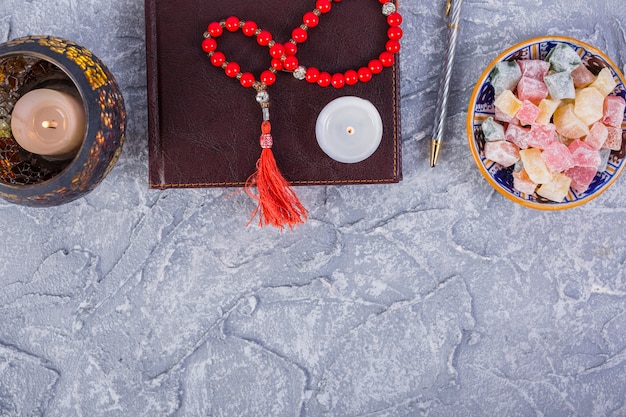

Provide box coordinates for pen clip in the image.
[445,0,452,16]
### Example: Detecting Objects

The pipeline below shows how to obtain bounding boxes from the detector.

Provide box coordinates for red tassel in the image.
[245,147,308,230]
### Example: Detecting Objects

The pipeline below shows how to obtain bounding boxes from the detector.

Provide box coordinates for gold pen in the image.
[430,0,463,167]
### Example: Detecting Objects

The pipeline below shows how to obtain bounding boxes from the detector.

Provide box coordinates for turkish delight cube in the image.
[553,103,590,139]
[544,71,575,100]
[513,169,538,195]
[574,87,605,126]
[520,148,553,184]
[494,90,523,118]
[535,99,561,125]
[537,172,572,202]
[603,126,623,151]
[565,165,597,193]
[491,61,522,95]
[590,67,617,96]
[495,106,519,124]
[505,123,531,149]
[484,140,520,167]
[481,116,506,141]
[602,95,626,128]
[584,121,608,150]
[528,123,556,149]
[518,59,550,80]
[568,139,601,167]
[517,100,541,125]
[541,141,574,172]
[571,63,597,88]
[546,43,582,73]
[517,76,549,105]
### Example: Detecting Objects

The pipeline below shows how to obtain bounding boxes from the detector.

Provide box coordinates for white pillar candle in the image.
[10,88,86,157]
[315,96,383,163]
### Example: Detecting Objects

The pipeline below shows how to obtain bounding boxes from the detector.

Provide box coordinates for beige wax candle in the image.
[10,88,86,157]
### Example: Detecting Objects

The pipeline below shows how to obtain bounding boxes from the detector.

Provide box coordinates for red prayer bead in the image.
[331,73,345,89]
[242,21,258,36]
[378,0,387,3]
[316,0,332,13]
[284,42,298,56]
[269,44,285,59]
[305,67,320,83]
[201,38,217,53]
[344,69,358,85]
[317,71,331,87]
[283,56,299,71]
[387,27,403,41]
[368,59,383,74]
[357,67,372,82]
[386,39,401,54]
[261,121,272,134]
[379,52,395,67]
[271,58,284,71]
[303,12,319,27]
[260,70,276,86]
[292,27,308,43]
[239,72,255,87]
[225,16,240,32]
[387,12,402,27]
[257,30,273,46]
[207,22,223,37]
[225,62,240,77]
[210,52,226,67]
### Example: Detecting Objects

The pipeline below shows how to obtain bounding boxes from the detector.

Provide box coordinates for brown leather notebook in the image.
[145,0,401,189]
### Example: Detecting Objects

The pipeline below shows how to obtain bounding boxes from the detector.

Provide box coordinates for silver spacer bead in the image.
[256,91,270,104]
[382,2,396,16]
[293,66,307,80]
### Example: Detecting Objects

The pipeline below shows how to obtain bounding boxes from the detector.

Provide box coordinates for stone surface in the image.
[1,0,626,416]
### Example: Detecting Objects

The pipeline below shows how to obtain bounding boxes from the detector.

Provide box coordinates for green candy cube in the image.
[546,43,581,73]
[544,71,575,100]
[491,61,522,95]
[481,116,506,141]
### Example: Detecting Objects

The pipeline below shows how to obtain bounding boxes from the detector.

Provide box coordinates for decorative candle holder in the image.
[0,35,125,206]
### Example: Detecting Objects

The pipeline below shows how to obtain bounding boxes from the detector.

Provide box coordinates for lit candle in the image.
[10,88,86,157]
[315,96,383,163]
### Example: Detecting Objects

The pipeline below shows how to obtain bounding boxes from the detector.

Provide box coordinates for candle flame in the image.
[42,120,58,129]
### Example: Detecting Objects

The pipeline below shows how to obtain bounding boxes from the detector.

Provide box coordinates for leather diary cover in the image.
[145,0,401,188]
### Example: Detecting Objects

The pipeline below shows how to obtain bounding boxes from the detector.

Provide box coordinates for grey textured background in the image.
[2,0,626,416]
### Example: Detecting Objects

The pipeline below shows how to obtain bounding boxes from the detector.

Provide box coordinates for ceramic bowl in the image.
[467,36,626,209]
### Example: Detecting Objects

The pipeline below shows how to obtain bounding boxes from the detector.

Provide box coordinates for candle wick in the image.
[42,120,58,129]
[346,126,355,135]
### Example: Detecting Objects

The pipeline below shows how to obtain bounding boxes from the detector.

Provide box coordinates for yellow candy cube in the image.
[535,99,561,125]
[537,172,572,202]
[520,148,553,184]
[590,67,617,96]
[574,87,605,126]
[553,103,590,139]
[494,90,522,118]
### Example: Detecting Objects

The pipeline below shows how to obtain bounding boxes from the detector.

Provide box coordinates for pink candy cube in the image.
[517,100,541,125]
[568,140,601,167]
[541,141,574,172]
[505,124,530,149]
[528,123,556,149]
[584,122,608,150]
[566,165,597,193]
[517,77,549,105]
[603,126,623,151]
[484,140,520,167]
[518,59,550,80]
[571,64,597,89]
[513,169,538,195]
[602,96,626,128]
